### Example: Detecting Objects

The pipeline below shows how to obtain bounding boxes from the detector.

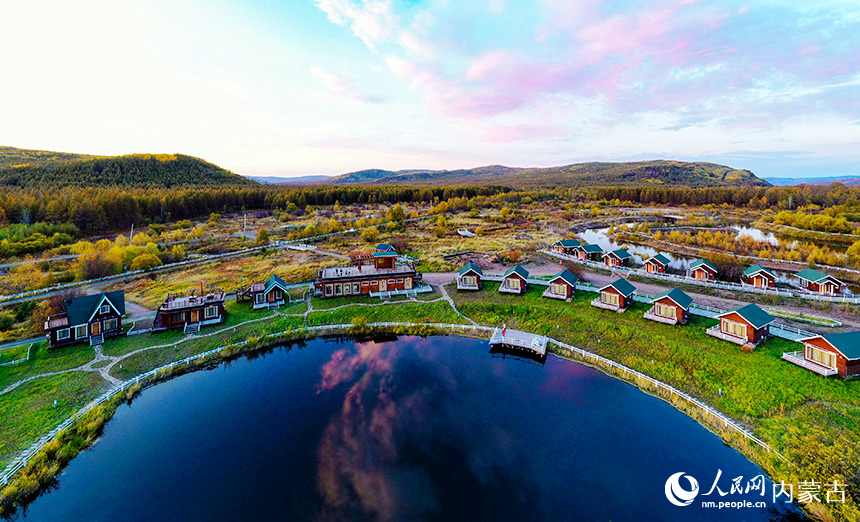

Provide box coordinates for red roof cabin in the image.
[457,262,483,291]
[500,265,529,295]
[794,268,844,295]
[543,269,579,301]
[688,259,718,281]
[603,248,632,267]
[551,239,581,255]
[153,284,226,333]
[644,288,692,325]
[784,332,860,377]
[44,291,125,348]
[706,303,775,349]
[644,254,671,274]
[592,278,636,312]
[743,264,776,288]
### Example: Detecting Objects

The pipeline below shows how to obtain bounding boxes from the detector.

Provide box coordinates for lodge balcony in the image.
[590,298,626,313]
[781,351,838,377]
[542,288,570,301]
[643,307,678,325]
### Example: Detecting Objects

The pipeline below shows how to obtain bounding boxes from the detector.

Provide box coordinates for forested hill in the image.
[0,147,256,189]
[325,160,769,188]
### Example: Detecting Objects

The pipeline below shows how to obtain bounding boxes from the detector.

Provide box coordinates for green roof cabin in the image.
[552,239,581,255]
[457,262,484,291]
[743,264,777,288]
[237,274,290,310]
[44,291,126,348]
[786,332,860,377]
[500,265,529,295]
[543,269,579,301]
[603,248,632,268]
[645,288,693,325]
[688,259,718,281]
[794,268,844,296]
[707,303,775,349]
[644,253,671,274]
[575,243,604,261]
[592,277,636,312]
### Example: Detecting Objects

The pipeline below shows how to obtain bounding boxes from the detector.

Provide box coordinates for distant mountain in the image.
[0,146,256,189]
[324,161,769,188]
[248,174,332,184]
[766,176,860,186]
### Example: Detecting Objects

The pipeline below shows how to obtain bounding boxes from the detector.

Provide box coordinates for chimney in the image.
[200,280,204,295]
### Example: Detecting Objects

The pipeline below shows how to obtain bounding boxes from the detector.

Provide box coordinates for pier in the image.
[489,328,548,356]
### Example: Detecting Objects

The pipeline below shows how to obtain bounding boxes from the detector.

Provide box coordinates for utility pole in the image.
[129,223,134,244]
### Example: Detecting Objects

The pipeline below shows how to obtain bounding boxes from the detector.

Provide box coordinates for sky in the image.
[1,0,859,179]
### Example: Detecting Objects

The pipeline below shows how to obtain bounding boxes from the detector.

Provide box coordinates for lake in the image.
[579,226,695,270]
[13,335,803,521]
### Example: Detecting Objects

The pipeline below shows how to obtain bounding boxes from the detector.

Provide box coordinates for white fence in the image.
[543,250,860,304]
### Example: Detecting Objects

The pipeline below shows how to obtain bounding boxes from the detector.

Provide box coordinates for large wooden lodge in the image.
[312,249,420,298]
[153,285,226,333]
[44,291,126,348]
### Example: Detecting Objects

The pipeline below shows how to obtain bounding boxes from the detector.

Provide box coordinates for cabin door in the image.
[191,310,200,323]
[379,279,387,291]
[405,278,412,290]
[91,322,100,336]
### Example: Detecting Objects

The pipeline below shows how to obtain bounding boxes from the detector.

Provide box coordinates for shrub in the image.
[130,253,162,271]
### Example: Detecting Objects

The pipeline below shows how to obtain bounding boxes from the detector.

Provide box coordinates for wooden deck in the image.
[489,328,547,356]
[643,307,678,325]
[782,351,838,377]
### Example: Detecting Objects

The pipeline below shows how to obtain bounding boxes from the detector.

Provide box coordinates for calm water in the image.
[579,226,694,270]
[14,336,802,521]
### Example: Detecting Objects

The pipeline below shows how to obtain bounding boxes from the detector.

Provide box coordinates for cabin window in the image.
[396,278,403,283]
[388,279,395,285]
[601,292,619,306]
[57,328,70,340]
[255,293,264,304]
[361,281,369,286]
[805,346,837,369]
[205,306,218,319]
[655,303,675,318]
[325,284,333,296]
[371,280,378,286]
[462,275,477,286]
[353,283,360,293]
[550,283,567,295]
[506,278,521,290]
[172,312,185,322]
[721,319,747,339]
[335,284,342,296]
[104,318,118,331]
[75,325,88,339]
[100,304,111,315]
[343,283,350,295]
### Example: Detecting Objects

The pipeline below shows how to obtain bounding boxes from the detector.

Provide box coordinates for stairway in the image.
[89,334,104,346]
[184,323,201,335]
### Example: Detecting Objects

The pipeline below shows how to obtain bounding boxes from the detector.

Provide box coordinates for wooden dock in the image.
[489,328,548,356]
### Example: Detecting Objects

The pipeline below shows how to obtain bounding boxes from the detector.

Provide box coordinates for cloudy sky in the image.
[2,0,859,178]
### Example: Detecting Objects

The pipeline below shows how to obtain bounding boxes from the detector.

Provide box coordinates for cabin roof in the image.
[459,262,483,277]
[717,303,775,329]
[743,263,776,278]
[799,332,860,360]
[690,259,718,273]
[372,251,398,258]
[600,277,636,297]
[580,244,603,254]
[319,264,415,280]
[651,287,693,310]
[503,264,529,280]
[795,268,841,285]
[375,243,396,252]
[64,291,125,326]
[647,253,671,266]
[554,239,581,248]
[264,274,288,294]
[550,269,579,286]
[604,248,632,260]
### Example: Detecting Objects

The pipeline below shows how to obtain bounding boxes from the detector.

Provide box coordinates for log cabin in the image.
[603,248,632,267]
[236,274,289,309]
[153,286,226,333]
[592,278,636,312]
[785,332,860,377]
[644,253,671,274]
[543,269,579,301]
[794,268,844,295]
[743,264,776,288]
[551,239,581,255]
[44,291,125,348]
[707,303,775,349]
[575,243,604,261]
[644,288,692,325]
[375,243,396,253]
[499,265,529,295]
[457,262,483,291]
[313,252,420,298]
[688,259,718,281]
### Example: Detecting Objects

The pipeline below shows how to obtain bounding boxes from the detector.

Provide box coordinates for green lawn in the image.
[0,343,94,392]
